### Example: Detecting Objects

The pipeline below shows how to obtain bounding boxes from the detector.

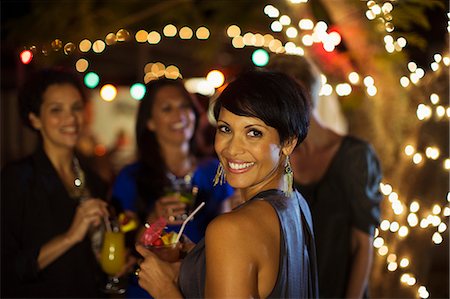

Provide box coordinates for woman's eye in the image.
[73,104,84,111]
[50,107,62,113]
[247,129,262,137]
[181,103,192,110]
[217,125,230,133]
[161,106,172,112]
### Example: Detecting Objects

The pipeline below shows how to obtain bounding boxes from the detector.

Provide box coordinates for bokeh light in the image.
[130,83,146,100]
[206,70,225,88]
[20,50,33,64]
[252,49,270,67]
[100,84,117,102]
[84,72,100,89]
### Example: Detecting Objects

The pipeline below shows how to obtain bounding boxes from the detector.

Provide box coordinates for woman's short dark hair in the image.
[18,67,87,130]
[213,70,310,146]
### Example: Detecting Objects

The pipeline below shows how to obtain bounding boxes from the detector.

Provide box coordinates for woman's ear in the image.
[281,137,298,156]
[28,113,41,130]
[146,119,155,131]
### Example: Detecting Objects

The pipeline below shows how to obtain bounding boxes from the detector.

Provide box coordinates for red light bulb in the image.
[20,50,33,64]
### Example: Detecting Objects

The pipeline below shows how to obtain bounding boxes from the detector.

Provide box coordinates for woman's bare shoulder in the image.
[206,199,278,248]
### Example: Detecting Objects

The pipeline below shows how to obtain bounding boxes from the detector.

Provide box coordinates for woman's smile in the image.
[214,108,285,196]
[226,160,255,174]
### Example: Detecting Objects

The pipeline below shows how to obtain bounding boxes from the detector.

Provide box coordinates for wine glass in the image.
[100,227,126,294]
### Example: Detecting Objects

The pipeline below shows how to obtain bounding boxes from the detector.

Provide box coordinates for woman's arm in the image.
[345,227,374,298]
[37,198,108,270]
[205,214,259,298]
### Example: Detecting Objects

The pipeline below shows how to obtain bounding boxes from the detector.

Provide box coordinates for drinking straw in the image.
[104,216,112,232]
[175,202,205,244]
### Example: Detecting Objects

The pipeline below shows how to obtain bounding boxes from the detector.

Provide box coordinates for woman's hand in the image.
[151,195,187,225]
[38,198,109,270]
[65,198,109,245]
[135,245,183,298]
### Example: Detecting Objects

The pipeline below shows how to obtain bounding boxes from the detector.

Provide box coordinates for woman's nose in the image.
[67,110,77,120]
[173,107,184,120]
[226,135,245,156]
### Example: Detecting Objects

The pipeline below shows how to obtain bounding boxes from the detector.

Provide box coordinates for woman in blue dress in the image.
[111,78,234,298]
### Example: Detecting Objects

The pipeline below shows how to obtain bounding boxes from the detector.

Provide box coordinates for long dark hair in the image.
[135,78,199,216]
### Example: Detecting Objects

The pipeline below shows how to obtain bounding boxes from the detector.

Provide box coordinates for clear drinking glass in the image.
[100,229,126,294]
[164,185,198,221]
[144,241,183,263]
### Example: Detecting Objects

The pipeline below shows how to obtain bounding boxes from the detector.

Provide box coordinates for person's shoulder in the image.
[205,211,251,249]
[342,135,377,156]
[209,199,276,235]
[206,200,278,258]
[196,156,219,171]
[194,157,220,182]
[116,161,142,177]
[343,135,371,147]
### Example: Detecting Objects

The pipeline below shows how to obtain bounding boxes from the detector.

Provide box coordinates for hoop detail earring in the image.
[213,162,226,186]
[284,156,293,197]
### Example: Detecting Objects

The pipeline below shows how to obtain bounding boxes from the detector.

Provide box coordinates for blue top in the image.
[112,158,233,243]
[112,157,234,298]
[178,189,319,299]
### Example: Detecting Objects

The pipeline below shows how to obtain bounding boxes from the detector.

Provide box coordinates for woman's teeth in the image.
[61,126,77,133]
[172,122,185,129]
[228,162,255,170]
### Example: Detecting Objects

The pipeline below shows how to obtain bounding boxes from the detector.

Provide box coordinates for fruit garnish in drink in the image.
[140,217,167,246]
[118,213,138,233]
[161,231,178,245]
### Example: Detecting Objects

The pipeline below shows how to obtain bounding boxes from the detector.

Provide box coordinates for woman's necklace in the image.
[72,157,88,200]
[73,156,103,255]
[166,171,193,187]
[166,156,196,187]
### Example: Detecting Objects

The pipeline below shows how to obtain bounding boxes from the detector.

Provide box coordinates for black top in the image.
[1,146,108,298]
[178,189,318,299]
[297,136,382,298]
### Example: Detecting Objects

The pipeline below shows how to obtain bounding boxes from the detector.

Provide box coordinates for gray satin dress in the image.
[178,189,319,298]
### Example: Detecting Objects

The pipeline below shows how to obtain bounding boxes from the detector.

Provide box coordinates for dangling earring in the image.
[213,162,226,186]
[283,156,293,197]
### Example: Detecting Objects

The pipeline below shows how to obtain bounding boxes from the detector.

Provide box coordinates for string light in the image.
[163,24,177,37]
[19,49,33,64]
[179,27,193,39]
[135,30,149,43]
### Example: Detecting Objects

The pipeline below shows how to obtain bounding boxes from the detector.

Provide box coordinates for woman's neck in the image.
[160,142,194,177]
[301,114,341,153]
[42,142,75,175]
[239,167,285,202]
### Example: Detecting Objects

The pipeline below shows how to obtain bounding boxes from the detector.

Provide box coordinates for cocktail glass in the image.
[100,230,126,294]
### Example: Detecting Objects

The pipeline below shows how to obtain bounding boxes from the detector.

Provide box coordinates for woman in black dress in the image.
[268,54,382,298]
[135,70,319,298]
[1,68,109,298]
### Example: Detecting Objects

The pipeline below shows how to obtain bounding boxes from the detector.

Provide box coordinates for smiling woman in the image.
[1,68,109,297]
[135,70,318,299]
[111,78,234,298]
